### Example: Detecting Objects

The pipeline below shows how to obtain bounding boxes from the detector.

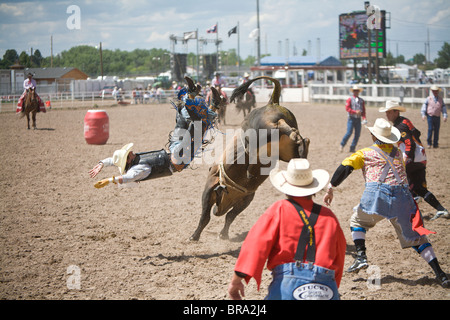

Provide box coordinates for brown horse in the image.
[190,76,310,241]
[20,88,39,130]
[234,89,256,118]
[214,88,228,125]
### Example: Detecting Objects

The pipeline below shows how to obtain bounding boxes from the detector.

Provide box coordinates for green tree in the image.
[19,51,31,67]
[435,42,450,69]
[1,49,19,68]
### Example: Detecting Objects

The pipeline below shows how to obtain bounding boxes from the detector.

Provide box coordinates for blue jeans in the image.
[340,117,361,151]
[265,263,339,300]
[360,182,423,242]
[426,115,441,147]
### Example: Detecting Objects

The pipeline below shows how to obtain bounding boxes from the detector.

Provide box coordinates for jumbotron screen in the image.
[339,10,386,59]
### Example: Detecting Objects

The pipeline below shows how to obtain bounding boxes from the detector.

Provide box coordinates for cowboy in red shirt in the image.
[228,159,346,300]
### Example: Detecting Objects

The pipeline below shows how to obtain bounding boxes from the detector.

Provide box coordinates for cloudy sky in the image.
[0,0,449,62]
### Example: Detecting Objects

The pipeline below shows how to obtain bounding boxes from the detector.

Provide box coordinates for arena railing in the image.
[0,90,179,113]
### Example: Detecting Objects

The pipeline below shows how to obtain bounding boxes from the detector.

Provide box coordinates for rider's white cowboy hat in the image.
[378,100,406,112]
[366,118,400,144]
[430,85,441,91]
[269,159,329,197]
[112,143,133,174]
[350,85,363,93]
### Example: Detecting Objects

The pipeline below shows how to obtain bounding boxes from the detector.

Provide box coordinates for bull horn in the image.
[230,76,281,104]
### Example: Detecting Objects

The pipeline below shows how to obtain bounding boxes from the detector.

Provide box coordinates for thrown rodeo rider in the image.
[17,73,45,113]
[89,81,218,189]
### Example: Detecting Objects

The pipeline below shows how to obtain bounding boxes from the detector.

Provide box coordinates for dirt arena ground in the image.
[0,97,448,301]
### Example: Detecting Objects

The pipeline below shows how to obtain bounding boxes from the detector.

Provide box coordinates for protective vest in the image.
[426,96,444,117]
[132,150,173,181]
[348,96,364,118]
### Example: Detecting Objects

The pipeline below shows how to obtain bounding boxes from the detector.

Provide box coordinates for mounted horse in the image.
[190,76,310,241]
[234,89,256,118]
[20,88,39,130]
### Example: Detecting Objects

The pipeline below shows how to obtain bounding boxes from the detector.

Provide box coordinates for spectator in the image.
[339,85,367,152]
[421,85,447,148]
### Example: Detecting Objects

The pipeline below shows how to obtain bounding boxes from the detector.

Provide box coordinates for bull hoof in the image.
[219,233,229,240]
[189,234,200,241]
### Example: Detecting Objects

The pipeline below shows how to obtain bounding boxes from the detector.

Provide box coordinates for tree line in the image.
[0,46,254,78]
[1,42,449,78]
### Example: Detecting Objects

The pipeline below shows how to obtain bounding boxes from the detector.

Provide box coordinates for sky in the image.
[0,0,449,63]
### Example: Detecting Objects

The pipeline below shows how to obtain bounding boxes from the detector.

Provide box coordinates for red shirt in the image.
[234,197,346,290]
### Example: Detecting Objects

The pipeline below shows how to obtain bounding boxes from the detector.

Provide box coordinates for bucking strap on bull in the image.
[89,76,222,189]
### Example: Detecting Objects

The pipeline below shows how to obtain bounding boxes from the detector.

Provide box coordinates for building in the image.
[0,66,89,95]
[251,55,351,87]
[25,67,89,93]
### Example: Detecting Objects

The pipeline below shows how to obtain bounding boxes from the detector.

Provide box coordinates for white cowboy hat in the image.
[350,85,363,93]
[269,159,329,197]
[244,72,250,77]
[112,143,133,174]
[378,100,406,112]
[430,85,441,91]
[366,118,400,144]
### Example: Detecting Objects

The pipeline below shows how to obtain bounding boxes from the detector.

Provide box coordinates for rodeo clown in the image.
[323,118,449,288]
[89,77,219,188]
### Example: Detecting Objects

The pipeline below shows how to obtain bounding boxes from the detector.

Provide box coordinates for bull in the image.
[190,76,310,241]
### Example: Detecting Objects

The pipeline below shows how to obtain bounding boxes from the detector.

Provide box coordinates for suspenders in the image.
[287,199,322,264]
[369,146,403,184]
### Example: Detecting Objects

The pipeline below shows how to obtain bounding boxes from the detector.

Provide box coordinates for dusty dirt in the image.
[0,97,449,301]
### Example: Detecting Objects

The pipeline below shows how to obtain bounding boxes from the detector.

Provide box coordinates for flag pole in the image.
[216,22,219,71]
[237,22,240,75]
[196,28,199,82]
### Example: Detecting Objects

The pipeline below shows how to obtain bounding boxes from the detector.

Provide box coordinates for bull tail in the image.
[230,76,281,105]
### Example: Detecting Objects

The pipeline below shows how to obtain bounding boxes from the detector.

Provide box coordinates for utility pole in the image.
[99,42,104,80]
[51,35,53,67]
[256,0,261,66]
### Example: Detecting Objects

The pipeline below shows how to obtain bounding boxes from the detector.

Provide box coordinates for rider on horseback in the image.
[90,77,221,188]
[17,73,44,113]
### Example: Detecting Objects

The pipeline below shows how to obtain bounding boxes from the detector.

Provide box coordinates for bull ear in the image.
[184,76,196,94]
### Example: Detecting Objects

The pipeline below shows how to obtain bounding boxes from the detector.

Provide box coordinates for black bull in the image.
[190,76,310,241]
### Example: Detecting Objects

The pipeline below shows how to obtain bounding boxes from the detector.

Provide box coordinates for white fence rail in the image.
[0,90,179,113]
[309,84,450,108]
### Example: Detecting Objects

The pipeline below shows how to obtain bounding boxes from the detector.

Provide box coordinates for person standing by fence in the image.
[421,85,447,149]
[339,85,367,153]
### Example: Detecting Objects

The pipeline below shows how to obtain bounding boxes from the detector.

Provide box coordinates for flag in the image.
[228,26,237,37]
[184,31,197,40]
[249,28,259,39]
[207,24,217,33]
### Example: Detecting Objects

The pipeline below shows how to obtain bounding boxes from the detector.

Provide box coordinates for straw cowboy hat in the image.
[112,143,133,174]
[350,85,363,93]
[269,159,329,197]
[366,118,400,144]
[378,100,406,112]
[430,85,441,92]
